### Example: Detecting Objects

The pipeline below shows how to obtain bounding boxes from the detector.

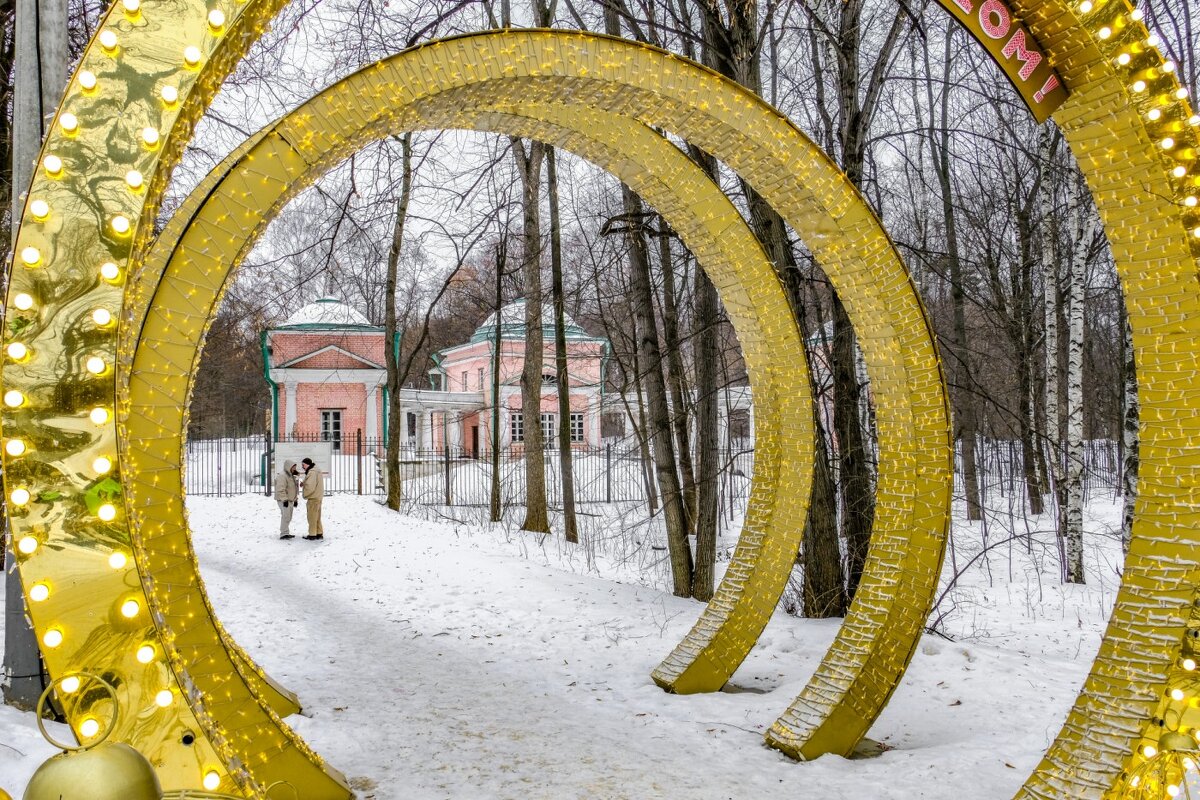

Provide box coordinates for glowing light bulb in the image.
[99,30,118,51]
[136,644,155,663]
[28,583,48,602]
[78,70,97,91]
[92,308,112,326]
[11,488,31,506]
[1171,688,1185,701]
[1117,53,1131,65]
[79,718,99,738]
[100,261,121,281]
[1186,196,1198,207]
[1162,137,1176,149]
[125,170,144,190]
[1148,33,1161,46]
[108,551,128,569]
[1079,0,1092,11]
[4,390,24,407]
[1144,745,1159,758]
[207,9,226,28]
[29,199,49,220]
[6,439,27,456]
[183,46,203,66]
[142,127,160,147]
[1130,7,1143,19]
[1176,166,1189,178]
[94,456,113,474]
[1176,87,1190,99]
[122,0,140,12]
[155,690,173,707]
[43,155,63,176]
[86,356,106,374]
[60,113,78,134]
[111,215,131,235]
[1191,115,1200,126]
[42,629,63,648]
[1148,108,1162,121]
[120,599,140,618]
[1194,226,1200,238]
[17,536,37,554]
[1097,26,1111,39]
[98,503,117,521]
[1168,785,1181,797]
[89,407,110,425]
[7,343,27,361]
[60,676,80,693]
[14,293,34,311]
[1186,658,1197,670]
[1132,80,1148,93]
[161,85,179,104]
[1163,61,1176,73]
[203,772,221,791]
[19,247,40,266]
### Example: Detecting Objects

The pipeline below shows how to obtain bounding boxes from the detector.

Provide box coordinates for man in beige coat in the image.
[301,457,325,540]
[274,459,299,540]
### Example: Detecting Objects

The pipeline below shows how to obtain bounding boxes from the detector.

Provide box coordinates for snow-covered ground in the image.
[0,490,1121,798]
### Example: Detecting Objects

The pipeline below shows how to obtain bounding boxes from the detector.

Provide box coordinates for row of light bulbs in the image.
[3,0,238,792]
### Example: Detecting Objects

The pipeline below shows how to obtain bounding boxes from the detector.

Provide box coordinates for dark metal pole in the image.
[444,445,452,506]
[356,429,363,496]
[605,442,612,503]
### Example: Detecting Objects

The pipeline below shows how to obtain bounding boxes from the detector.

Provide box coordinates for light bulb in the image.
[120,599,140,618]
[203,772,221,791]
[14,293,34,311]
[79,718,99,738]
[136,644,155,663]
[98,503,117,521]
[94,456,113,474]
[1148,33,1161,46]
[184,46,203,66]
[42,629,63,648]
[1144,745,1159,758]
[1162,137,1176,149]
[1117,53,1131,65]
[1176,166,1188,178]
[1168,785,1181,797]
[1132,80,1147,92]
[1178,87,1191,99]
[1079,0,1092,11]
[19,246,40,265]
[6,439,27,456]
[92,308,112,326]
[7,343,27,360]
[28,583,48,602]
[4,390,24,407]
[1131,7,1143,19]
[89,407,110,425]
[1171,688,1185,701]
[60,676,80,693]
[1190,115,1200,126]
[43,155,63,176]
[109,551,128,569]
[86,356,106,374]
[161,85,179,104]
[29,200,49,220]
[1148,108,1162,120]
[142,127,160,147]
[1097,26,1111,39]
[1163,61,1176,73]
[1194,226,1200,238]
[17,536,37,554]
[126,170,144,189]
[111,215,131,235]
[1186,197,1198,207]
[60,113,78,133]
[78,70,97,90]
[207,9,226,28]
[99,30,117,50]
[11,488,31,506]
[100,261,121,281]
[155,690,173,707]
[122,0,140,12]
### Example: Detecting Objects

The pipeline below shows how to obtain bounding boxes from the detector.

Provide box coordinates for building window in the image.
[570,413,585,443]
[321,410,343,452]
[511,412,524,443]
[540,413,556,445]
[541,373,557,385]
[478,367,485,390]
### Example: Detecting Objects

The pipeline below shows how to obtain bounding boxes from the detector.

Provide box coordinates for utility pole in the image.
[6,0,68,709]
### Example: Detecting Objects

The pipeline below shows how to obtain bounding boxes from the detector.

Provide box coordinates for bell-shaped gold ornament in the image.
[23,675,162,800]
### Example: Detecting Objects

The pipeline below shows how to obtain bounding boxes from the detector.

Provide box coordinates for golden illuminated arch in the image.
[2,0,1194,796]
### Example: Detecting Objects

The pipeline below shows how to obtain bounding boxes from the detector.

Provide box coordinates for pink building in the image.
[263,298,608,457]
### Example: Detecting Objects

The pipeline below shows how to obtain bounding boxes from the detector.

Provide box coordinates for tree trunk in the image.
[491,239,506,523]
[1063,175,1090,583]
[1039,122,1063,532]
[547,148,578,543]
[512,138,551,534]
[384,134,414,512]
[831,294,874,598]
[622,186,692,597]
[1120,310,1138,554]
[691,265,720,601]
[658,228,697,527]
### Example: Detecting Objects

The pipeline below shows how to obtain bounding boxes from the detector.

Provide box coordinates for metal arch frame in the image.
[2,1,1195,798]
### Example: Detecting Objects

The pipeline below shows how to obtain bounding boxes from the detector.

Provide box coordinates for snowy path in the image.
[0,494,1117,798]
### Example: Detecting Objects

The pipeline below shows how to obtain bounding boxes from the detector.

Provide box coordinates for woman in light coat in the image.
[274,459,299,539]
[301,457,325,540]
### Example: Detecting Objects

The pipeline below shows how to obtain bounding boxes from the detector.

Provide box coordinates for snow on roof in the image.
[280,297,374,328]
[471,299,598,342]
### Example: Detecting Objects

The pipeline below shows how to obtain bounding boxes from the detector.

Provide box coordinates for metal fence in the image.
[184,433,754,509]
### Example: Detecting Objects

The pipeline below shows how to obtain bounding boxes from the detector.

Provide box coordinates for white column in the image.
[284,382,298,438]
[449,411,463,452]
[365,384,378,440]
[420,409,434,452]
